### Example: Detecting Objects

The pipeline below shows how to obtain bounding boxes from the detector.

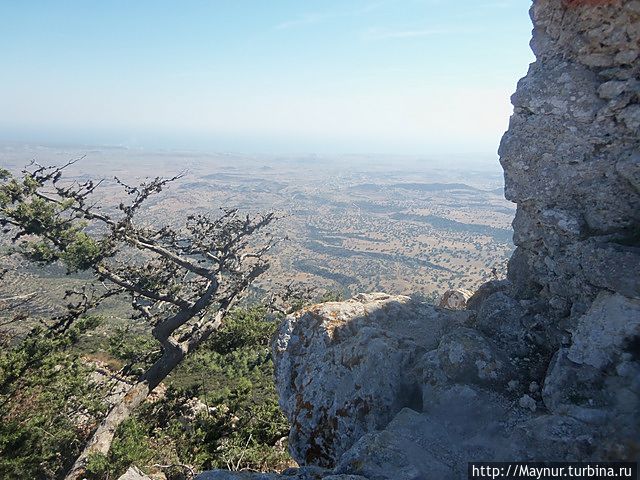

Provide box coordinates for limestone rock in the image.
[335,408,460,480]
[194,473,278,480]
[466,279,509,311]
[272,293,470,467]
[433,327,510,387]
[543,292,640,447]
[542,349,612,424]
[438,289,472,310]
[335,389,524,480]
[472,291,559,378]
[514,415,595,461]
[475,292,526,344]
[117,466,152,480]
[280,466,332,480]
[576,242,640,300]
[518,394,537,412]
[321,476,369,480]
[568,292,640,369]
[501,0,640,315]
[617,155,640,194]
[193,466,365,480]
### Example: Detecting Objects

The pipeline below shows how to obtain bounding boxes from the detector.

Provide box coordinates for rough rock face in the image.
[270,292,597,478]
[501,0,640,316]
[196,2,640,479]
[117,466,152,480]
[543,292,640,434]
[195,467,367,480]
[272,293,471,466]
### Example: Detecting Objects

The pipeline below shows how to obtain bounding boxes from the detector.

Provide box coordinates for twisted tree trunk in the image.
[0,161,275,480]
[65,342,185,480]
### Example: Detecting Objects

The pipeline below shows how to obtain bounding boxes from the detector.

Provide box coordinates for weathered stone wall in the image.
[500,0,640,320]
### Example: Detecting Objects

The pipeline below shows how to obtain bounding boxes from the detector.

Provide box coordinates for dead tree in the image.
[0,160,278,480]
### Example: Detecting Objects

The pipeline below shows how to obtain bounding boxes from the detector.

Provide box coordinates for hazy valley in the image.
[1,144,514,327]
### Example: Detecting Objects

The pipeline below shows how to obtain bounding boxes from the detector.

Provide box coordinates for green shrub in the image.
[0,318,107,479]
[0,307,292,479]
[92,306,292,478]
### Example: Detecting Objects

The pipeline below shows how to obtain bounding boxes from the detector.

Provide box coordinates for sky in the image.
[0,1,534,158]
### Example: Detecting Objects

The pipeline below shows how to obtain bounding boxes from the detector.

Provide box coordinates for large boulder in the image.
[438,289,472,310]
[342,386,517,478]
[272,291,559,471]
[272,293,471,466]
[272,286,640,470]
[193,467,368,480]
[193,468,361,480]
[426,327,511,388]
[117,467,153,480]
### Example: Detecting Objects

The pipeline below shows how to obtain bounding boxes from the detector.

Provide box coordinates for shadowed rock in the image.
[272,293,471,466]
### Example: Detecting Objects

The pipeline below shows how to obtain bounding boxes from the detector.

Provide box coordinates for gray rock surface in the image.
[438,289,472,310]
[195,473,279,480]
[430,327,511,387]
[466,279,509,311]
[194,468,331,480]
[272,293,471,466]
[194,468,365,480]
[117,466,152,480]
[500,0,640,315]
[567,292,640,370]
[514,415,595,461]
[542,292,640,447]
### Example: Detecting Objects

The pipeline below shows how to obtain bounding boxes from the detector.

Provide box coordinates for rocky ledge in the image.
[271,290,639,479]
[194,287,638,480]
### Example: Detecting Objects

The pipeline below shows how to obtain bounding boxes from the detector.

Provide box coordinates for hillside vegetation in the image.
[0,307,292,480]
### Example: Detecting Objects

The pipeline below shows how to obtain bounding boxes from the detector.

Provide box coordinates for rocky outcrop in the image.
[542,292,640,436]
[195,467,367,480]
[197,284,610,479]
[501,0,640,316]
[272,293,471,466]
[267,293,597,479]
[438,289,472,310]
[498,0,640,459]
[117,466,152,480]
[196,1,639,479]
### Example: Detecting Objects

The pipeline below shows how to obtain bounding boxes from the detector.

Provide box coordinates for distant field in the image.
[1,147,515,324]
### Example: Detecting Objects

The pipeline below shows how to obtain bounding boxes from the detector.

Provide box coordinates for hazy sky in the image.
[0,1,534,156]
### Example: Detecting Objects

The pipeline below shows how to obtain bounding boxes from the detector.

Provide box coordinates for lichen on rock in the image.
[272,293,470,466]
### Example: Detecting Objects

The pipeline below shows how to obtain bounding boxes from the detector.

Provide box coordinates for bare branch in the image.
[96,264,190,309]
[1,159,281,477]
[152,275,220,341]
